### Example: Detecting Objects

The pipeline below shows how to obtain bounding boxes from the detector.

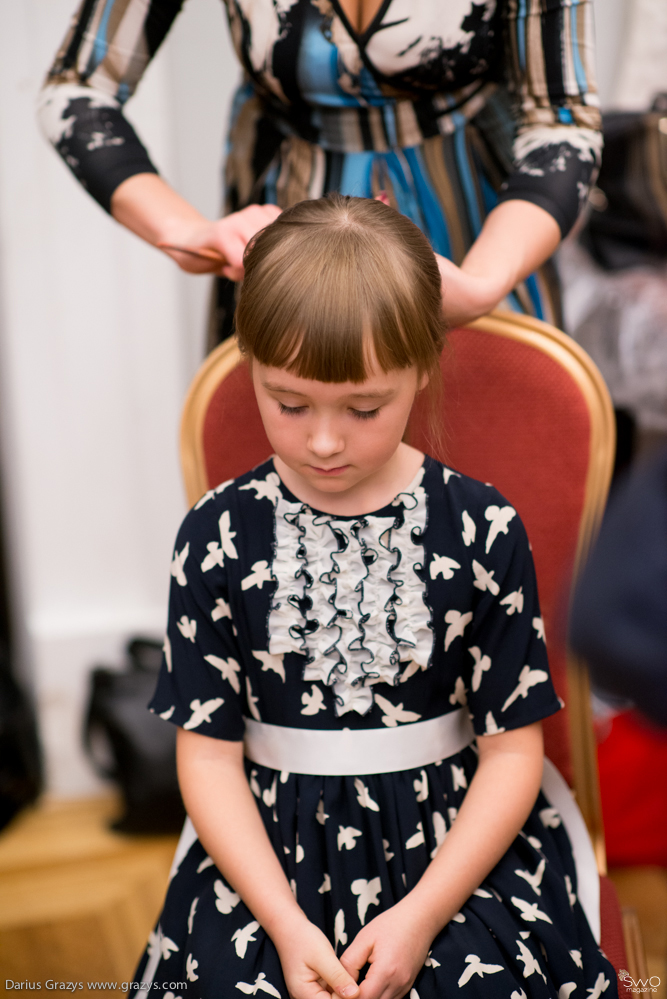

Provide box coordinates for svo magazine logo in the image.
[619,970,661,993]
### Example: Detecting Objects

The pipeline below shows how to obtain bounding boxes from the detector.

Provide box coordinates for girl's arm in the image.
[340,721,545,999]
[177,728,360,999]
[435,200,560,326]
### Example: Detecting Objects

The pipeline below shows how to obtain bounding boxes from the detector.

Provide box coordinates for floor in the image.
[0,797,665,997]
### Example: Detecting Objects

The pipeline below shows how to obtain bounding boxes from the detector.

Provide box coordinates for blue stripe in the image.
[402,146,452,258]
[452,117,482,238]
[86,0,114,75]
[338,153,375,197]
[523,273,544,320]
[517,0,527,71]
[569,0,588,94]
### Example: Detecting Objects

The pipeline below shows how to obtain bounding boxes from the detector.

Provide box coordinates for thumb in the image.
[316,951,360,998]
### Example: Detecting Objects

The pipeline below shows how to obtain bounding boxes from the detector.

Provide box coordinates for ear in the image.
[418,370,430,392]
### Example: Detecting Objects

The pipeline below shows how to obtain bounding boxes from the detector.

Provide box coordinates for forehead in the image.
[254,360,416,399]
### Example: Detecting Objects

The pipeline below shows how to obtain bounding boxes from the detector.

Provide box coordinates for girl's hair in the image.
[235,195,445,389]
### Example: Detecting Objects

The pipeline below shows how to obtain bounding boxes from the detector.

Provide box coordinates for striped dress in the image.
[39,0,603,343]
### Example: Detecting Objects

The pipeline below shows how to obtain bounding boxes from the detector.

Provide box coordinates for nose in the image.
[307,416,344,460]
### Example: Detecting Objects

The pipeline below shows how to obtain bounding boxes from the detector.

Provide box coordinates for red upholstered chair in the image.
[180,311,642,983]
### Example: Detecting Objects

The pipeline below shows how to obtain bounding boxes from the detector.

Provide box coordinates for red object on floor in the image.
[596,710,667,866]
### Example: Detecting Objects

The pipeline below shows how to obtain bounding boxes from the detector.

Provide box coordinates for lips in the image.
[311,465,349,476]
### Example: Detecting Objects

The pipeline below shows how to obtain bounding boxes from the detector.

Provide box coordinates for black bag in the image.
[582,94,667,270]
[84,637,185,834]
[0,649,42,831]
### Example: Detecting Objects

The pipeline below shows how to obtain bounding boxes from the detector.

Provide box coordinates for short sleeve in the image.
[149,499,246,741]
[460,492,561,737]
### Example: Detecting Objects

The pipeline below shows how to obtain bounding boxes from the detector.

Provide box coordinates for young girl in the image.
[136,196,616,999]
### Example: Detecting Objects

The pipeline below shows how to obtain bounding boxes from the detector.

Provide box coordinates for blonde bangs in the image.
[235,195,445,385]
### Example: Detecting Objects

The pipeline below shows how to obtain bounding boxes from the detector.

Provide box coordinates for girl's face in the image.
[252,352,424,506]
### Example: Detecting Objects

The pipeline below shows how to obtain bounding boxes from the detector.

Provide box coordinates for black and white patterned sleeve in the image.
[498,0,603,237]
[460,488,561,737]
[149,492,246,742]
[37,0,185,212]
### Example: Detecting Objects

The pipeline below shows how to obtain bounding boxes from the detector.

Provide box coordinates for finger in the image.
[340,935,373,976]
[374,190,390,205]
[314,951,360,999]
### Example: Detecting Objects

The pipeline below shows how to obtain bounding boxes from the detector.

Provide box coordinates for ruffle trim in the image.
[268,467,433,716]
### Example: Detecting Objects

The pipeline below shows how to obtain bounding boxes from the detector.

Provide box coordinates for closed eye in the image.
[278,402,306,416]
[351,408,380,420]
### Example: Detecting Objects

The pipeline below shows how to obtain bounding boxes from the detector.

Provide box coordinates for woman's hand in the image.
[111,173,280,280]
[158,203,282,280]
[340,900,433,999]
[273,912,360,999]
[436,255,506,327]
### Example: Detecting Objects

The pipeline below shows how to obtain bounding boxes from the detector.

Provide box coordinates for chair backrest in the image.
[181,311,615,868]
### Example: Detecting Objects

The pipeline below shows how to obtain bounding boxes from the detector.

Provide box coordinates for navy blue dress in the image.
[136,456,616,998]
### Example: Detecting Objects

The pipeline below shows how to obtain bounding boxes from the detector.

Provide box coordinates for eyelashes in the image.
[277,402,380,420]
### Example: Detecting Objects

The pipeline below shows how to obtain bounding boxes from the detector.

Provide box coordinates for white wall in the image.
[0,0,239,795]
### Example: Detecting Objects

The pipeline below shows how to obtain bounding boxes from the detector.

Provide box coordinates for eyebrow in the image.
[262,381,394,401]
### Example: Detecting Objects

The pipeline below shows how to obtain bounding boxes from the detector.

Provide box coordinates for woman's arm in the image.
[340,722,545,999]
[177,728,360,999]
[436,200,561,325]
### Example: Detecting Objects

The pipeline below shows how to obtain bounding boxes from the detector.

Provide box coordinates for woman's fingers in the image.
[312,949,360,998]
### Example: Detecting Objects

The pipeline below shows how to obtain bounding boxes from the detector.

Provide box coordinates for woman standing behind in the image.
[39,0,602,345]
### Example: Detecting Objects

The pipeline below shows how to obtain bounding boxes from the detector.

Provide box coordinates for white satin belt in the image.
[243,709,476,776]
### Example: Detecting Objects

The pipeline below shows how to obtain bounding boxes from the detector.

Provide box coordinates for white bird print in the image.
[232,920,260,958]
[295,843,304,863]
[457,954,504,987]
[469,646,492,692]
[587,973,610,999]
[519,930,531,938]
[374,693,421,727]
[163,634,172,672]
[194,478,232,509]
[527,835,542,850]
[201,542,223,573]
[570,950,583,969]
[406,821,426,849]
[515,859,546,896]
[249,770,261,797]
[484,504,516,552]
[241,560,273,591]
[443,468,461,484]
[235,973,282,997]
[197,855,214,873]
[431,812,447,858]
[538,806,562,829]
[473,888,493,898]
[177,615,197,643]
[449,676,468,706]
[559,984,577,999]
[512,991,528,999]
[444,610,473,651]
[186,953,199,982]
[383,838,395,861]
[451,764,468,791]
[246,677,261,720]
[565,874,576,907]
[337,825,362,851]
[239,472,282,505]
[399,659,423,684]
[500,588,524,616]
[188,897,198,936]
[512,896,553,923]
[318,873,331,894]
[515,939,547,982]
[183,697,224,730]
[448,807,458,824]
[425,951,441,969]
[484,711,505,735]
[430,554,462,580]
[301,685,326,715]
[148,929,179,961]
[159,706,175,720]
[214,879,240,914]
[451,912,466,923]
[316,798,329,825]
[171,542,189,587]
[532,617,546,641]
[413,769,429,802]
[262,776,278,809]
[501,665,549,711]
[334,909,347,951]
[205,654,241,694]
[351,877,382,925]
[354,778,380,811]
[410,990,420,999]
[211,597,232,621]
[461,510,476,547]
[472,560,500,595]
[253,650,285,682]
[217,510,238,559]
